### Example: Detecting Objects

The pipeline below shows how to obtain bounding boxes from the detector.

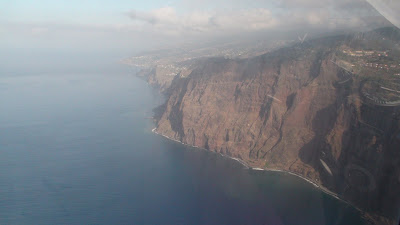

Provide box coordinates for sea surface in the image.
[0,66,367,225]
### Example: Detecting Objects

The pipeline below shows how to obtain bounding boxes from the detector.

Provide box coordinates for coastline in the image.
[151,127,363,213]
[151,127,250,169]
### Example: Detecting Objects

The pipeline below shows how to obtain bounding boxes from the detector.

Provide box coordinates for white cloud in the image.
[128,7,277,37]
[127,0,392,40]
[1,0,397,53]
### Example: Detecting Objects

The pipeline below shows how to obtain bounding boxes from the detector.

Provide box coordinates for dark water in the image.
[0,68,367,225]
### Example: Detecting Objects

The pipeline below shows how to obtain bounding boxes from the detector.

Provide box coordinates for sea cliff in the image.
[143,28,400,224]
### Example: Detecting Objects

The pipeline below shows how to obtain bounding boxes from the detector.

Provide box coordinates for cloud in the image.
[127,0,392,40]
[2,0,396,53]
[128,7,277,35]
[129,7,178,25]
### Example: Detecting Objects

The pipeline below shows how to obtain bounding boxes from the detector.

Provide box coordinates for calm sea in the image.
[0,66,367,225]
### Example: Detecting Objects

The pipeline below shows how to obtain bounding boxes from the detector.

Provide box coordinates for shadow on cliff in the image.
[298,103,338,185]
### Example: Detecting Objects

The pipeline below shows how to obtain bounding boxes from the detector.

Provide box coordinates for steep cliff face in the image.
[136,67,176,92]
[153,34,400,223]
[136,65,193,92]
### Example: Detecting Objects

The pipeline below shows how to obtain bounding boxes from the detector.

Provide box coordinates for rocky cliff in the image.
[136,66,192,92]
[151,29,400,224]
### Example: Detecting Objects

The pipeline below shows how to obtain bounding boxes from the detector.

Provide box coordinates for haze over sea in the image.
[0,59,367,225]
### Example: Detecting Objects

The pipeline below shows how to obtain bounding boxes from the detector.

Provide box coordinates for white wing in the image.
[366,0,400,28]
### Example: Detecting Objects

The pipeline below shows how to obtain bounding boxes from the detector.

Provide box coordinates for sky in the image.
[0,0,399,69]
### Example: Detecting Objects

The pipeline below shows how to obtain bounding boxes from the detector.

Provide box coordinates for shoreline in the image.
[151,127,363,213]
[151,127,251,169]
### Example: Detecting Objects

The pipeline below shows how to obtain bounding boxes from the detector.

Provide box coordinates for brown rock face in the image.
[153,36,400,223]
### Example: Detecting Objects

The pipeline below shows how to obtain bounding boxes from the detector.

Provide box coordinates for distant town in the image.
[121,39,292,72]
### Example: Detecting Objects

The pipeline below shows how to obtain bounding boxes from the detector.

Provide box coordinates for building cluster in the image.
[364,63,399,70]
[342,50,388,57]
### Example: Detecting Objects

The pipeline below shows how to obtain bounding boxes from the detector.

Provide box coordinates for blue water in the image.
[0,68,367,225]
